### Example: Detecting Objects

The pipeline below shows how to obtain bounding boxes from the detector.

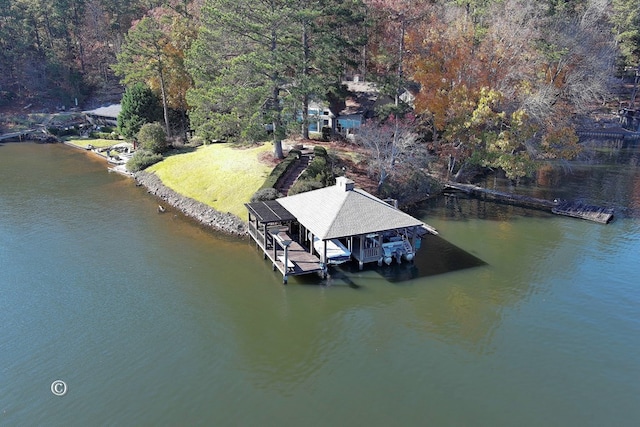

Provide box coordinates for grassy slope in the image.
[65,138,116,149]
[147,143,273,219]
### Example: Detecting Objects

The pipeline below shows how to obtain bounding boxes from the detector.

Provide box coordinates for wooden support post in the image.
[322,240,327,265]
[262,223,267,249]
[273,237,277,261]
[411,227,417,251]
[283,245,290,274]
[359,235,364,270]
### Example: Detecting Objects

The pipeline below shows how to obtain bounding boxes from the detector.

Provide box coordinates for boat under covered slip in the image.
[311,235,351,265]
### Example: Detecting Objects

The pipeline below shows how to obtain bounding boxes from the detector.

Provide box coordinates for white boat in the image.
[312,236,351,265]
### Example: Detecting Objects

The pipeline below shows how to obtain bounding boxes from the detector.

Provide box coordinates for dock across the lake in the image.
[444,182,614,224]
[551,201,614,224]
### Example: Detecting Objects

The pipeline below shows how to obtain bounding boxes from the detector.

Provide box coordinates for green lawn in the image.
[65,138,116,149]
[147,143,274,218]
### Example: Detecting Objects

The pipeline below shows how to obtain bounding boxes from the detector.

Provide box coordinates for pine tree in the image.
[114,15,174,136]
[117,83,162,139]
[187,0,301,158]
[187,0,365,154]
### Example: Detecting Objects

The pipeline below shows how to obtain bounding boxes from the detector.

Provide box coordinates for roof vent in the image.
[336,176,355,191]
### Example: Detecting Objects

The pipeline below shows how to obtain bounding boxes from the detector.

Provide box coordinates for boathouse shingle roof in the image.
[276,177,424,240]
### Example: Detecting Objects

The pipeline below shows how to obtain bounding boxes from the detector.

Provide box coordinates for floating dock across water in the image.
[444,182,614,224]
[551,201,615,224]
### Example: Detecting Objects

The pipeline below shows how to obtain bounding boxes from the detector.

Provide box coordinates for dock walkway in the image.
[577,128,640,140]
[0,129,37,142]
[552,201,614,224]
[249,223,324,283]
[444,182,614,224]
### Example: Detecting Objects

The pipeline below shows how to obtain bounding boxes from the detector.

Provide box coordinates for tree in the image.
[288,0,367,139]
[117,83,162,139]
[406,0,613,181]
[356,114,419,192]
[364,0,432,107]
[611,0,640,70]
[0,0,91,105]
[114,14,175,136]
[187,0,303,158]
[137,122,168,153]
[187,0,365,154]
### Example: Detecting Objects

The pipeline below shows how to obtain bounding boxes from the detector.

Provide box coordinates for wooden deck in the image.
[552,201,614,224]
[577,128,640,140]
[444,182,614,224]
[0,129,35,142]
[248,224,324,283]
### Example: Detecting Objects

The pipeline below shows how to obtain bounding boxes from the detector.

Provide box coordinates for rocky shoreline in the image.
[134,171,249,237]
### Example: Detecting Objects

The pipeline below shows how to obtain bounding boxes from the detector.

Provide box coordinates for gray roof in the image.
[84,104,121,118]
[276,178,424,240]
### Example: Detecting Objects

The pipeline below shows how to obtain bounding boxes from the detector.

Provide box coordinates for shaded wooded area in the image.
[2,0,639,189]
[1,0,636,110]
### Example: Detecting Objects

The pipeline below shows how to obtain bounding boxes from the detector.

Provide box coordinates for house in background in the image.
[305,101,333,134]
[84,104,121,127]
[306,79,380,139]
[306,78,416,139]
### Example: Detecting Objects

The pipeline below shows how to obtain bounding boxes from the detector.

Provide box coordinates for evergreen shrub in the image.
[313,145,327,157]
[250,188,282,202]
[137,122,168,154]
[288,180,324,195]
[126,150,163,172]
[260,150,301,189]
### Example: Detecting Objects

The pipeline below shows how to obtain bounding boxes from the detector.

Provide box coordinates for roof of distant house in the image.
[343,80,378,94]
[336,80,379,117]
[84,104,121,119]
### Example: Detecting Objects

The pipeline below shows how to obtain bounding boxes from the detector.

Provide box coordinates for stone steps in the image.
[277,154,311,195]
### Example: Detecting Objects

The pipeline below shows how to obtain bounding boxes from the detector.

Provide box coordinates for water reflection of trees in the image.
[462,138,640,218]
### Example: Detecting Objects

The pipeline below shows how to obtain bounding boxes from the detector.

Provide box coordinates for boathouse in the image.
[245,177,435,283]
[84,104,121,127]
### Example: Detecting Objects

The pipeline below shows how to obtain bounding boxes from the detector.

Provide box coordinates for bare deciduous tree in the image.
[355,115,419,192]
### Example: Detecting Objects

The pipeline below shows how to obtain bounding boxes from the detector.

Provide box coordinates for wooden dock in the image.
[248,223,324,283]
[552,201,614,224]
[0,128,57,142]
[0,129,35,142]
[444,182,614,224]
[576,128,640,140]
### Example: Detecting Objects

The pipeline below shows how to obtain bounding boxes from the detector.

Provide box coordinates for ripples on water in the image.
[1,142,639,426]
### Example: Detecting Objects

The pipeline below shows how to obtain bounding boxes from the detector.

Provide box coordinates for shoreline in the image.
[62,140,249,236]
[134,171,249,237]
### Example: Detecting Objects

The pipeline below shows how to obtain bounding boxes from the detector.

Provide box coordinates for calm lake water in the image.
[1,141,639,426]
